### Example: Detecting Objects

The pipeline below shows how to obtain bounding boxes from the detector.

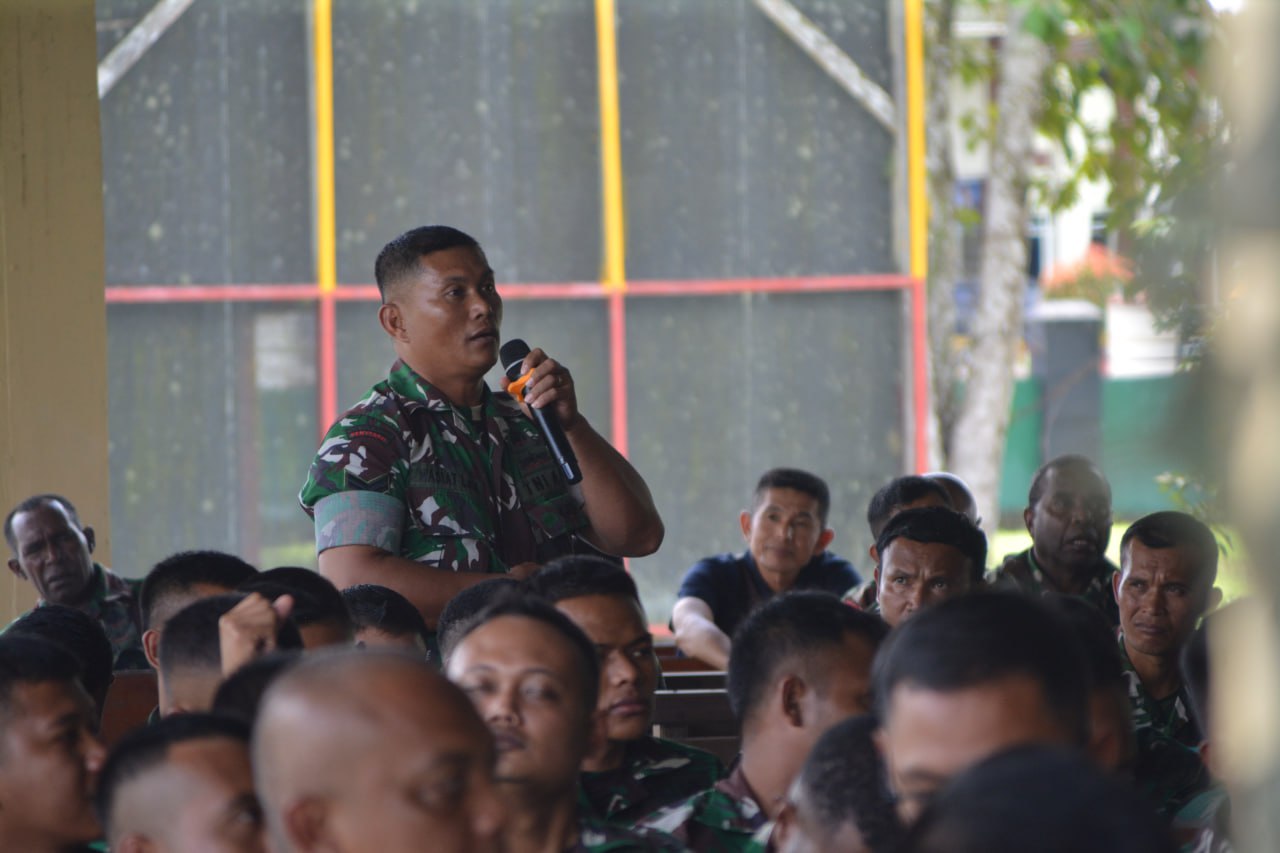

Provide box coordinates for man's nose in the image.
[608,651,639,686]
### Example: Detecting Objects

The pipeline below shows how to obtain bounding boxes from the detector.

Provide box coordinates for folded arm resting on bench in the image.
[671,597,730,671]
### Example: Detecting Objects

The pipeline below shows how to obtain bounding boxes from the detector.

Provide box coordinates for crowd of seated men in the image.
[0,450,1231,852]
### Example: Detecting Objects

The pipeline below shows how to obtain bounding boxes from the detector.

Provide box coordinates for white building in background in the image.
[946,9,1180,378]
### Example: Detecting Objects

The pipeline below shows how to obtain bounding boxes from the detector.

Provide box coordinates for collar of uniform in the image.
[1026,547,1108,594]
[387,359,526,421]
[712,764,765,826]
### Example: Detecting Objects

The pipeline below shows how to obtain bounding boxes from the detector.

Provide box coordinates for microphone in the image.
[500,339,583,484]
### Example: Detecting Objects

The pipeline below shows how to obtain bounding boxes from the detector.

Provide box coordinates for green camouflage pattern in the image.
[11,564,145,670]
[639,766,769,853]
[1120,636,1211,817]
[579,736,727,825]
[986,548,1120,626]
[299,360,588,573]
[842,578,879,615]
[574,813,690,852]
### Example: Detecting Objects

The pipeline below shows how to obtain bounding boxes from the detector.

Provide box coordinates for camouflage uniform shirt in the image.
[11,563,145,670]
[574,813,690,852]
[1120,635,1210,816]
[842,578,880,615]
[579,736,727,825]
[1174,784,1233,853]
[639,765,769,853]
[987,548,1120,626]
[299,360,589,573]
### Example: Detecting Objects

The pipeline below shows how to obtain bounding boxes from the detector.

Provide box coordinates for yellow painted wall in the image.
[0,0,111,622]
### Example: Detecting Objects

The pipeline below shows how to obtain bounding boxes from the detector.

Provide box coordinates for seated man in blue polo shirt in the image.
[671,468,859,670]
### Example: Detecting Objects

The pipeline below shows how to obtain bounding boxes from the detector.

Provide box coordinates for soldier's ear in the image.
[83,526,96,554]
[7,559,26,581]
[378,302,407,341]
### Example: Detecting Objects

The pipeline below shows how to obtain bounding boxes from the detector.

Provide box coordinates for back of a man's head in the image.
[159,594,303,715]
[728,591,888,729]
[754,468,832,526]
[902,746,1175,853]
[254,648,500,852]
[242,567,353,648]
[95,712,255,848]
[866,476,952,539]
[342,584,429,651]
[523,555,639,605]
[8,604,114,716]
[437,577,520,662]
[875,593,1088,742]
[141,550,260,634]
[780,714,903,853]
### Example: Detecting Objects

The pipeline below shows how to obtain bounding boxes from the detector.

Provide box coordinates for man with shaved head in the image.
[253,649,502,852]
[96,712,264,852]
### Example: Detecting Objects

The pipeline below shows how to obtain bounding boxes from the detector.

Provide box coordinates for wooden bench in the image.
[660,671,727,691]
[651,688,739,764]
[100,669,158,749]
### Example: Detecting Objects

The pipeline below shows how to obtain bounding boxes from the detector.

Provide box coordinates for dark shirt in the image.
[579,735,727,825]
[677,551,860,638]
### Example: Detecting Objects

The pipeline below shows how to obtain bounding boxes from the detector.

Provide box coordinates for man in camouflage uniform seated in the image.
[299,225,663,630]
[5,493,145,669]
[642,593,887,852]
[988,455,1120,626]
[527,556,725,824]
[1113,512,1221,817]
[447,594,686,851]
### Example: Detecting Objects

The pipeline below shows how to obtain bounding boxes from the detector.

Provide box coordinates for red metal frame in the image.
[105,274,929,472]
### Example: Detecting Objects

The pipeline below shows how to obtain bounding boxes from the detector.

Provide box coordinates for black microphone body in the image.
[500,339,583,485]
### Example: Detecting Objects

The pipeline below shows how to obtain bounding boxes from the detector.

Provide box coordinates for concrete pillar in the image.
[0,0,111,621]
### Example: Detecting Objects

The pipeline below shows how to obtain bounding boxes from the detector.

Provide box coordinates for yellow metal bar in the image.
[595,0,627,292]
[904,0,928,280]
[313,0,337,293]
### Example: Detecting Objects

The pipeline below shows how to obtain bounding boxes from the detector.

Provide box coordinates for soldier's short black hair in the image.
[1026,454,1109,508]
[875,507,988,583]
[523,556,640,606]
[437,577,520,662]
[1120,511,1219,587]
[3,494,82,551]
[241,567,353,640]
[1044,595,1125,695]
[8,605,114,712]
[159,594,303,682]
[140,550,259,632]
[866,476,951,539]
[211,651,303,727]
[342,584,429,647]
[728,591,888,727]
[374,225,482,300]
[454,591,600,714]
[901,746,1176,853]
[794,714,904,850]
[753,468,832,526]
[95,712,250,837]
[873,593,1090,746]
[0,634,83,719]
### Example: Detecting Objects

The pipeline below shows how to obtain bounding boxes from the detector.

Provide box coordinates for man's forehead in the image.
[5,679,89,723]
[12,502,77,534]
[884,537,965,568]
[1124,540,1205,579]
[1043,464,1109,496]
[755,488,820,514]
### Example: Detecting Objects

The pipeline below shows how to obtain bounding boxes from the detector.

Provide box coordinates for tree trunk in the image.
[950,7,1052,534]
[925,0,961,467]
